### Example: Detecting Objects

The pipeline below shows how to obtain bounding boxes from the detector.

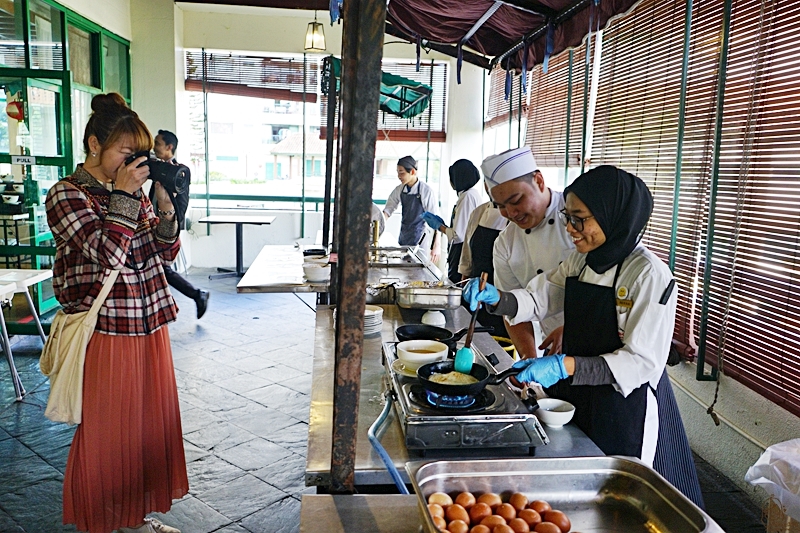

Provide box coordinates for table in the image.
[0,268,53,343]
[198,214,276,279]
[0,281,24,400]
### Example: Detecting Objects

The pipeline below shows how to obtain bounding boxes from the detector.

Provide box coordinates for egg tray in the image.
[406,457,724,533]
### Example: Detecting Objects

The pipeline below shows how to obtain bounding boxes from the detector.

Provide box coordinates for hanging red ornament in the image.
[6,101,24,121]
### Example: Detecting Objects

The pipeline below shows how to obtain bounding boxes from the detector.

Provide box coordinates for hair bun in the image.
[91,93,130,115]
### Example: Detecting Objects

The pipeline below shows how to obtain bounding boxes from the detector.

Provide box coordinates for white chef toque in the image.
[481,147,538,190]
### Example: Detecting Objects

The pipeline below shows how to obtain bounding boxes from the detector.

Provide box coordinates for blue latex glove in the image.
[511,354,569,388]
[463,277,500,312]
[421,211,445,230]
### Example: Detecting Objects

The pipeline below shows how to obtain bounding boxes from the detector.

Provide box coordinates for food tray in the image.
[395,286,462,310]
[407,457,723,533]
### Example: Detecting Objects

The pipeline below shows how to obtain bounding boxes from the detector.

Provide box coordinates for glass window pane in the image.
[0,0,25,68]
[0,88,9,153]
[68,25,93,87]
[102,36,128,97]
[0,78,26,154]
[29,0,63,70]
[28,85,60,156]
[71,88,92,168]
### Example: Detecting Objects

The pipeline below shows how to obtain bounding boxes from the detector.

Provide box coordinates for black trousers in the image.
[165,267,199,300]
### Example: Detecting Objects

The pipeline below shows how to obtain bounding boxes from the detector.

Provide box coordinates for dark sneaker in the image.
[196,290,210,319]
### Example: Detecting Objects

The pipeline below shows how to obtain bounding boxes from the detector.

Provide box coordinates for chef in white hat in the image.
[483,147,574,359]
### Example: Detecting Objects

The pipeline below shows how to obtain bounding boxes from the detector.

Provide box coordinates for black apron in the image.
[548,262,705,509]
[447,242,463,284]
[398,185,426,247]
[468,224,507,337]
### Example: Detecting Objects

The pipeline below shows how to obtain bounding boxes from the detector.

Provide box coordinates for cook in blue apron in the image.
[383,156,441,263]
[463,165,704,509]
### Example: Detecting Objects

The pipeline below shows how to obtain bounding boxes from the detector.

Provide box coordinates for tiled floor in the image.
[0,268,767,532]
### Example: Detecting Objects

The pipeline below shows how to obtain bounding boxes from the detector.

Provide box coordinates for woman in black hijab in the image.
[463,165,704,508]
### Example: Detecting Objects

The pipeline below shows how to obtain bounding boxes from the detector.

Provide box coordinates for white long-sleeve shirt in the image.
[507,244,677,397]
[442,185,484,245]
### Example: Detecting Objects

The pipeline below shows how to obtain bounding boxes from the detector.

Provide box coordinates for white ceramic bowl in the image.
[10,184,24,193]
[303,262,331,282]
[2,194,19,204]
[396,340,448,371]
[535,398,576,428]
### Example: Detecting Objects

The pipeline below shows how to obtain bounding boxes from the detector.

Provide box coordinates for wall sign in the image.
[11,155,36,165]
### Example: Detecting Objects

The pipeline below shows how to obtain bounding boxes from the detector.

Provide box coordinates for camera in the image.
[124,151,189,196]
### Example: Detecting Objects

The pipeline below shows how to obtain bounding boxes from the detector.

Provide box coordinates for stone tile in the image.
[0,506,24,532]
[239,495,300,533]
[225,355,278,373]
[266,423,309,457]
[196,474,287,522]
[180,407,222,435]
[212,399,277,423]
[243,384,310,422]
[16,422,76,462]
[174,355,245,383]
[149,495,231,533]
[280,355,314,373]
[210,524,251,532]
[216,437,293,472]
[228,407,301,440]
[252,453,307,495]
[0,479,77,532]
[252,364,306,384]
[185,454,247,496]
[184,421,256,453]
[183,440,212,463]
[279,373,312,394]
[0,426,12,442]
[0,399,50,437]
[179,382,251,415]
[216,373,274,394]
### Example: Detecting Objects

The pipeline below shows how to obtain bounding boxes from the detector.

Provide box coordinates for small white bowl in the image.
[2,194,20,204]
[303,262,331,282]
[535,398,576,428]
[10,184,24,193]
[396,340,448,371]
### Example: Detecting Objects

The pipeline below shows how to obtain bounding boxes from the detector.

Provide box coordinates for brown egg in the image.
[507,518,531,533]
[456,491,477,509]
[533,522,562,533]
[446,504,470,524]
[429,503,445,518]
[469,502,493,524]
[495,503,517,522]
[542,511,571,533]
[448,519,470,533]
[470,526,492,533]
[509,492,529,512]
[517,509,542,527]
[433,515,447,530]
[529,500,552,514]
[480,515,507,528]
[477,492,503,509]
[430,492,454,506]
[493,525,515,533]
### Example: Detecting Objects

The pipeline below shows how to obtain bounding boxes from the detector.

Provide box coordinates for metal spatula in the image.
[454,272,488,374]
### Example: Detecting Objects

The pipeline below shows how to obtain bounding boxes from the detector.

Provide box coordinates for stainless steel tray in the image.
[395,286,462,310]
[406,457,723,533]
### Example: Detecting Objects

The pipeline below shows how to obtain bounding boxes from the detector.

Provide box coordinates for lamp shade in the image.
[304,21,326,52]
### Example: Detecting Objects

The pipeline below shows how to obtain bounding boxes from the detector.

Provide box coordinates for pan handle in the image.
[487,366,522,385]
[452,325,494,341]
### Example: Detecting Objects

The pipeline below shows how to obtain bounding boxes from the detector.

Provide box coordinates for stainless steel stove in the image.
[383,342,549,454]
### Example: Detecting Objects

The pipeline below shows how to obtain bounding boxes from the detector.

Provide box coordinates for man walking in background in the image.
[152,129,210,319]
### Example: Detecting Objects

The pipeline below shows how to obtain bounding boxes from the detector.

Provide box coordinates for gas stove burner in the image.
[409,384,495,413]
[426,390,475,409]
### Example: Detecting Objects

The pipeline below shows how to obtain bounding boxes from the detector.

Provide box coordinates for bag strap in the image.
[87,270,120,318]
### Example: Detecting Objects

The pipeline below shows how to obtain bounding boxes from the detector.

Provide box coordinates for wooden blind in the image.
[699,0,800,413]
[525,45,586,169]
[321,60,448,142]
[485,66,524,129]
[185,51,318,103]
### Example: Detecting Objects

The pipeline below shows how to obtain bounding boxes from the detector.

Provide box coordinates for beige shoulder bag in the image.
[39,269,120,425]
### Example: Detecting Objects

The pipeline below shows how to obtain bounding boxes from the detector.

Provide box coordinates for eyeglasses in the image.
[559,209,595,231]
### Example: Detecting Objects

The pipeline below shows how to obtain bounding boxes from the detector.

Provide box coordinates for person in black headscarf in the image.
[463,165,704,509]
[421,159,484,283]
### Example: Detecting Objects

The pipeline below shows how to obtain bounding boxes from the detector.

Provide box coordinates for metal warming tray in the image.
[407,457,724,533]
[395,285,462,310]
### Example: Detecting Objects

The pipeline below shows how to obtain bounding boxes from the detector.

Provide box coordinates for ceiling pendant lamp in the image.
[305,11,326,52]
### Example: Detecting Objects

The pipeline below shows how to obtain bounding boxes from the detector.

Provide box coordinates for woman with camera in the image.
[45,93,188,533]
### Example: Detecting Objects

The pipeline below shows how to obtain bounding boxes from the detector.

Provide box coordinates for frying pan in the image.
[395,324,493,353]
[416,360,521,397]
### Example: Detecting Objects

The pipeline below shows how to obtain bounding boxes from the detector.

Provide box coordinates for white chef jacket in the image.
[493,190,573,334]
[383,179,440,249]
[507,244,678,398]
[442,185,484,245]
[458,202,508,277]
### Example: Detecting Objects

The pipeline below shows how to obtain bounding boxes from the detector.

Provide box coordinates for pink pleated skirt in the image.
[63,326,189,533]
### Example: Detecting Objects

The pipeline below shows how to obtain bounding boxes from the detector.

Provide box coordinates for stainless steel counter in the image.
[300,495,421,533]
[306,304,603,488]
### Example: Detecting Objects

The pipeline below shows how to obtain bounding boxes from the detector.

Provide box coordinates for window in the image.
[102,35,128,98]
[68,24,94,87]
[29,0,64,70]
[0,0,26,68]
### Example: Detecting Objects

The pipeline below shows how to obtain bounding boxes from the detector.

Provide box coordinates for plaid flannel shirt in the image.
[46,166,180,335]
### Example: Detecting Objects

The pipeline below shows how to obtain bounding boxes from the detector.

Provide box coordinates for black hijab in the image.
[564,165,653,274]
[449,159,480,193]
[397,155,417,171]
